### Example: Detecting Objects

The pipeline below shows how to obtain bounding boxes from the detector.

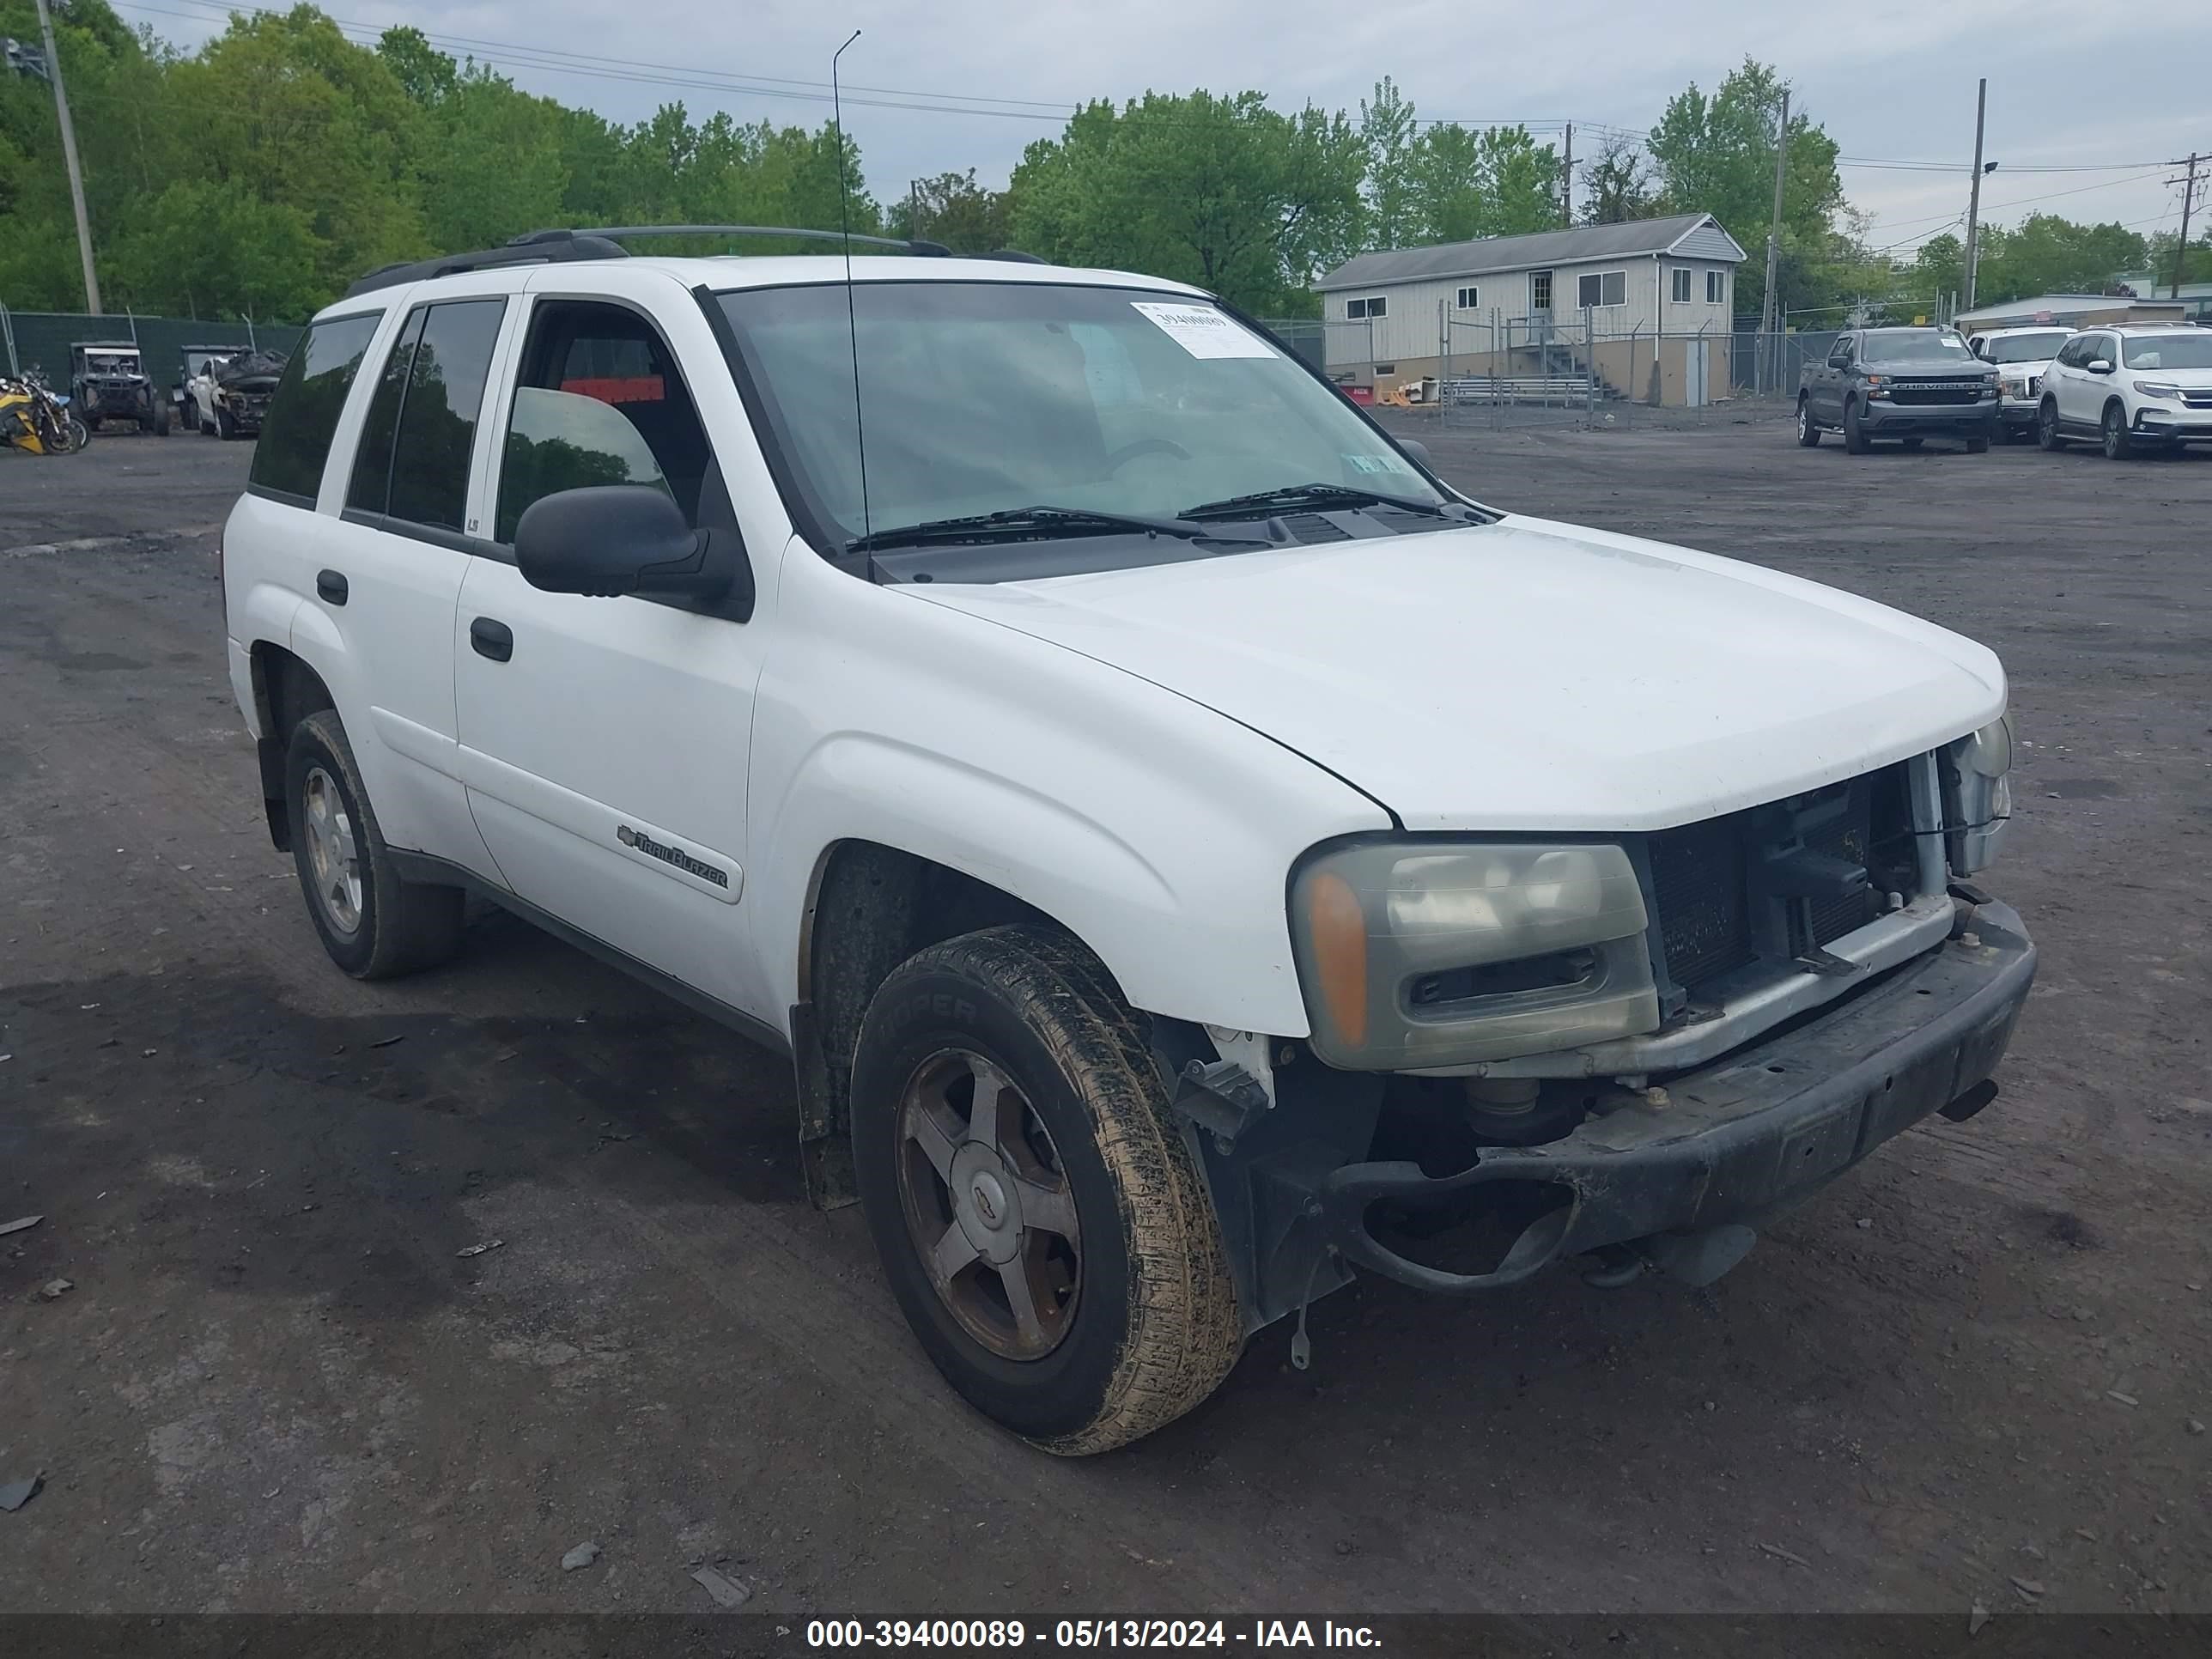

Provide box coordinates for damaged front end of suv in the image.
[1176,721,2028,1345]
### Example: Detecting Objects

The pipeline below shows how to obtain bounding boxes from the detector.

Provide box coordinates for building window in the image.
[1530,270,1553,313]
[1373,363,1396,375]
[1346,295,1388,320]
[1706,270,1726,305]
[1670,267,1692,304]
[1577,270,1627,309]
[1455,286,1480,310]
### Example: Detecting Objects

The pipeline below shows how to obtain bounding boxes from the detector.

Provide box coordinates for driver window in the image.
[495,300,710,544]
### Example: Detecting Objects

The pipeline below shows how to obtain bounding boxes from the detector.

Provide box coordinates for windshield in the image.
[1862,331,1974,364]
[87,353,137,374]
[2121,333,2212,370]
[715,281,1444,550]
[1983,331,2069,364]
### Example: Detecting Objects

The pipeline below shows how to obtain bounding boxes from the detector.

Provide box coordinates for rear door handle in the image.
[316,569,348,605]
[470,617,514,663]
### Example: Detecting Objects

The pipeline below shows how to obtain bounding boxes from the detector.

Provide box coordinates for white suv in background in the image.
[1966,326,2071,441]
[220,227,2035,1452]
[2039,325,2212,458]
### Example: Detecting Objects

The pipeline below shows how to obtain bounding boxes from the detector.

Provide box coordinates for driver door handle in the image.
[470,617,514,663]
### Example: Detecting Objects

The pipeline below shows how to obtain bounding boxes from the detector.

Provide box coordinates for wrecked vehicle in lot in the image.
[191,347,286,439]
[173,343,239,428]
[70,341,169,434]
[220,228,2034,1453]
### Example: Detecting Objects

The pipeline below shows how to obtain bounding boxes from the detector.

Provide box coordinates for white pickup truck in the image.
[222,228,2034,1452]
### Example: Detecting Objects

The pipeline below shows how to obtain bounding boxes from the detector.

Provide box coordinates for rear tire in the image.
[1796,397,1820,447]
[852,924,1243,1454]
[1843,398,1871,454]
[285,709,465,979]
[2101,402,2133,460]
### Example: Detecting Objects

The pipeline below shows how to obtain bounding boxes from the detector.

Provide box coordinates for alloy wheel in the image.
[895,1048,1082,1360]
[301,765,363,935]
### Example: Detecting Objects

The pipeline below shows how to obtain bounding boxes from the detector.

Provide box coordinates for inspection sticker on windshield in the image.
[1130,301,1276,360]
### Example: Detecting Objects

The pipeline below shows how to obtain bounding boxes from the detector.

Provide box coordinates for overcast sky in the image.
[123,0,2209,269]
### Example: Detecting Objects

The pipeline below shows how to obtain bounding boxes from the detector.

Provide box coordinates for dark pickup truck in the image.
[1798,327,2000,454]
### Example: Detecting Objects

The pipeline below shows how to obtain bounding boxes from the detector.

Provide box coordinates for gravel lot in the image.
[3,422,2207,1620]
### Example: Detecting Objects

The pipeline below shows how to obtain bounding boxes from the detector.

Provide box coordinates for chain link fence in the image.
[1405,312,1843,432]
[2,306,301,388]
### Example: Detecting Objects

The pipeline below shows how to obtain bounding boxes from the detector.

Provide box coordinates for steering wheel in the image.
[1106,437,1192,470]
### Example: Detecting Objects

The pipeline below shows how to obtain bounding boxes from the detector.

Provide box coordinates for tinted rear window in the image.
[249,313,382,502]
[386,299,506,530]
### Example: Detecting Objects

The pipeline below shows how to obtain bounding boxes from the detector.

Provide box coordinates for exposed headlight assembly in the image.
[1290,842,1659,1071]
[1943,715,2014,876]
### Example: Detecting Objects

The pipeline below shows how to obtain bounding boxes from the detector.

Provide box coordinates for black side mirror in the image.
[1398,437,1433,468]
[515,485,735,601]
[1827,351,1851,368]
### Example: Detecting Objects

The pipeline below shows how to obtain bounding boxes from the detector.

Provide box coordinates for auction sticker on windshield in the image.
[1129,301,1276,360]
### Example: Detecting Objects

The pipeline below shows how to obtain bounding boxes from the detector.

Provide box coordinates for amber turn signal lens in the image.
[1305,870,1369,1049]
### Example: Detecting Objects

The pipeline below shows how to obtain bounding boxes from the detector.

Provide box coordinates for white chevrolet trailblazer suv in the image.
[222,227,2035,1452]
[2038,324,2212,457]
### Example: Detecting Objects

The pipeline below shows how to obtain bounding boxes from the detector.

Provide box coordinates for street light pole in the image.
[33,0,100,314]
[1758,89,1790,393]
[1962,78,1987,314]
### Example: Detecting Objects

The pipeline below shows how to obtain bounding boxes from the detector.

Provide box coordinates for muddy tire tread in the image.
[889,925,1243,1455]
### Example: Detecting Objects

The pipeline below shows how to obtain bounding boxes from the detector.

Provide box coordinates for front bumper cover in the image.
[1861,399,2001,434]
[1312,900,2035,1294]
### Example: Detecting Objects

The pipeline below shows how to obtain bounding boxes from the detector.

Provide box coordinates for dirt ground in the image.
[2,420,2206,1620]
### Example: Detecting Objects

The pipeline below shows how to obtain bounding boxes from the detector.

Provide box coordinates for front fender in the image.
[748,543,1392,1037]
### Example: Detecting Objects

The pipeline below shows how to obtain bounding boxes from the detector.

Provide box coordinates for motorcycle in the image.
[0,369,90,455]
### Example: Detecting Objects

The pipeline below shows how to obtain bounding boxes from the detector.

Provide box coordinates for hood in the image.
[1868,356,1988,378]
[901,517,2005,833]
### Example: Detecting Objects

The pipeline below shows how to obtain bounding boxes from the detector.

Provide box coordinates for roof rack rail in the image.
[977,248,1048,264]
[343,233,629,298]
[342,223,968,300]
[522,225,954,256]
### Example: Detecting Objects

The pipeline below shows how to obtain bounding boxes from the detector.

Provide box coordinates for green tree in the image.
[1010,90,1364,313]
[1403,123,1561,244]
[1358,76,1418,250]
[1646,58,1842,319]
[105,176,323,319]
[885,170,1011,252]
[1581,131,1657,225]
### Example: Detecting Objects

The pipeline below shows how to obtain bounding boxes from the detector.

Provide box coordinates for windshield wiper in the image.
[847,504,1216,554]
[1178,482,1459,520]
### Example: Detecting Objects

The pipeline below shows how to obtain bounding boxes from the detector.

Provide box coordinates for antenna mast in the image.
[833,28,872,543]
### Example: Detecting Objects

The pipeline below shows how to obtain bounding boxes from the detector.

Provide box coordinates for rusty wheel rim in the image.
[895,1048,1081,1361]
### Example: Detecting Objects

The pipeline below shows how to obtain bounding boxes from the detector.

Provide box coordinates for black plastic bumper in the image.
[1316,902,2036,1293]
[1861,402,2000,435]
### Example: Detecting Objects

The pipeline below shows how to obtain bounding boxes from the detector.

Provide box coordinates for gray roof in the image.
[1316,213,1744,292]
[1956,293,2186,325]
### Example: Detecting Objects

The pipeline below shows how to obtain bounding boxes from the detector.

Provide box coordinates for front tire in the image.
[216,406,238,441]
[1843,398,1871,453]
[1796,397,1820,447]
[852,925,1243,1455]
[2101,403,2133,460]
[1965,434,1990,453]
[2038,398,2066,450]
[285,709,465,979]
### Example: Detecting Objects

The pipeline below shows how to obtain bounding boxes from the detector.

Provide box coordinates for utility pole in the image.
[1962,78,1988,313]
[2168,154,2203,298]
[1560,123,1572,226]
[1758,89,1790,392]
[33,0,100,315]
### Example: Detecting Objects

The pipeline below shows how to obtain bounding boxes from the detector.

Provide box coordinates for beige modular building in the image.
[1314,213,1748,407]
